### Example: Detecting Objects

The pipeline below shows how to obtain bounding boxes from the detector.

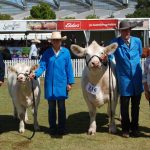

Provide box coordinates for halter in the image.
[16,72,30,81]
[85,54,108,67]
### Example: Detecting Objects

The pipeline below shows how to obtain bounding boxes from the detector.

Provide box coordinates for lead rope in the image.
[28,79,36,140]
[108,59,113,122]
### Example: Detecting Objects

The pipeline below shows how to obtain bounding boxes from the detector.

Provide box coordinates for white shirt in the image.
[52,48,60,57]
[124,38,130,47]
[29,44,38,59]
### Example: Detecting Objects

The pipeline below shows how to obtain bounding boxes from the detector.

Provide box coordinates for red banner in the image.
[57,19,118,30]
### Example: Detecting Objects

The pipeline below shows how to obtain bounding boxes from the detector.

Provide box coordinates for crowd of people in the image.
[0,33,79,60]
[0,21,150,137]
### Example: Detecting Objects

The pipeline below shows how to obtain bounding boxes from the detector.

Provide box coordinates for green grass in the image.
[0,78,150,150]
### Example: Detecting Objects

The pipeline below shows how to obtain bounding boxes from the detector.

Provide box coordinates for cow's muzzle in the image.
[17,73,30,82]
[85,55,108,68]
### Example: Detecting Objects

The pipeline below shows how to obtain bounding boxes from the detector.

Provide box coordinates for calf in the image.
[71,41,118,135]
[7,63,41,133]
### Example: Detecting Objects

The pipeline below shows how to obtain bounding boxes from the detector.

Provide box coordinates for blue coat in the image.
[110,36,144,96]
[35,47,75,100]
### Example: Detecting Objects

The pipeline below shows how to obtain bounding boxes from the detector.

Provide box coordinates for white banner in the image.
[0,21,27,32]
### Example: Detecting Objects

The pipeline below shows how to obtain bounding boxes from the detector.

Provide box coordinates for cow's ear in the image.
[31,64,38,71]
[104,43,118,55]
[70,44,86,57]
[8,66,17,73]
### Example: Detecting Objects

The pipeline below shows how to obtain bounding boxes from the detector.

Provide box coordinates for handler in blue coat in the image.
[29,31,75,135]
[110,20,143,138]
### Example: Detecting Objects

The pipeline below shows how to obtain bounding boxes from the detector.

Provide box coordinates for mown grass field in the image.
[0,78,150,150]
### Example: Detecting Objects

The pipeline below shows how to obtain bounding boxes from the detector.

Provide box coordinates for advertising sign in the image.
[0,21,27,32]
[27,21,57,31]
[57,19,118,30]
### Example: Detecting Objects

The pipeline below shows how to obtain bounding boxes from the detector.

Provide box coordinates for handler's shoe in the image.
[122,132,130,138]
[49,128,57,135]
[58,128,67,135]
[130,130,140,138]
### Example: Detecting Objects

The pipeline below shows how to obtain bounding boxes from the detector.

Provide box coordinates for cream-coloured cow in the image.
[7,63,41,133]
[71,41,118,135]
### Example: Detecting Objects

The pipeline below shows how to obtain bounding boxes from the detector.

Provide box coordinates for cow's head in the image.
[8,63,38,83]
[71,41,118,70]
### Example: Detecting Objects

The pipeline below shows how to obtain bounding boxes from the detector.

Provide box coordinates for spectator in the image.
[29,31,75,135]
[39,41,51,59]
[70,34,77,45]
[1,47,12,60]
[29,37,41,59]
[109,20,143,138]
[100,41,105,46]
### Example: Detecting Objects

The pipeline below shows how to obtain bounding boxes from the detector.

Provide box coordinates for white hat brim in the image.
[49,36,67,41]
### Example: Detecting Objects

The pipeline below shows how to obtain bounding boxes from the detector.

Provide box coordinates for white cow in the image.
[71,41,119,135]
[7,63,41,133]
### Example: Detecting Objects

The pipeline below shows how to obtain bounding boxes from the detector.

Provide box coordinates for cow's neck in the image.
[87,67,108,84]
[17,81,32,94]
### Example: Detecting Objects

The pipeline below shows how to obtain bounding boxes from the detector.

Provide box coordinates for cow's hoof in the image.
[88,129,96,135]
[19,128,25,133]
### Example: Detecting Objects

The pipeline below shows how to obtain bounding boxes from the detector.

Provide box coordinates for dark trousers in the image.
[48,100,66,131]
[120,95,141,132]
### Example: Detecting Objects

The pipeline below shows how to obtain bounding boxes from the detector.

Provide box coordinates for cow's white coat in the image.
[7,63,41,133]
[71,41,119,135]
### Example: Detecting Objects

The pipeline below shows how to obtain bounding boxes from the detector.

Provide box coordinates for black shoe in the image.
[49,128,57,135]
[130,130,140,137]
[58,129,67,135]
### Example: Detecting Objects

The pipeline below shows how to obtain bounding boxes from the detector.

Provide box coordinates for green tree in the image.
[0,14,13,20]
[126,0,150,18]
[30,2,56,19]
[86,14,99,19]
[62,17,76,19]
[135,0,150,9]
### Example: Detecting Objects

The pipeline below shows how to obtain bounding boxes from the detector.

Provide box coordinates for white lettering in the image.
[65,23,80,28]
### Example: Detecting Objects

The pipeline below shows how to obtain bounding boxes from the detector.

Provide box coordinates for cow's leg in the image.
[86,101,97,135]
[17,107,26,133]
[24,110,28,123]
[107,98,117,134]
[12,99,18,119]
[32,103,40,131]
[14,106,18,119]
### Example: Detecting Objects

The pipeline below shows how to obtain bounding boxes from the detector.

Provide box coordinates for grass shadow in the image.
[0,115,49,135]
[66,112,108,134]
[116,124,150,138]
[0,115,19,133]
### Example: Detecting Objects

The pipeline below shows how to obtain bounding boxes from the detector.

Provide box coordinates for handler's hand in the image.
[67,84,72,91]
[101,54,107,61]
[0,81,3,86]
[29,73,35,80]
